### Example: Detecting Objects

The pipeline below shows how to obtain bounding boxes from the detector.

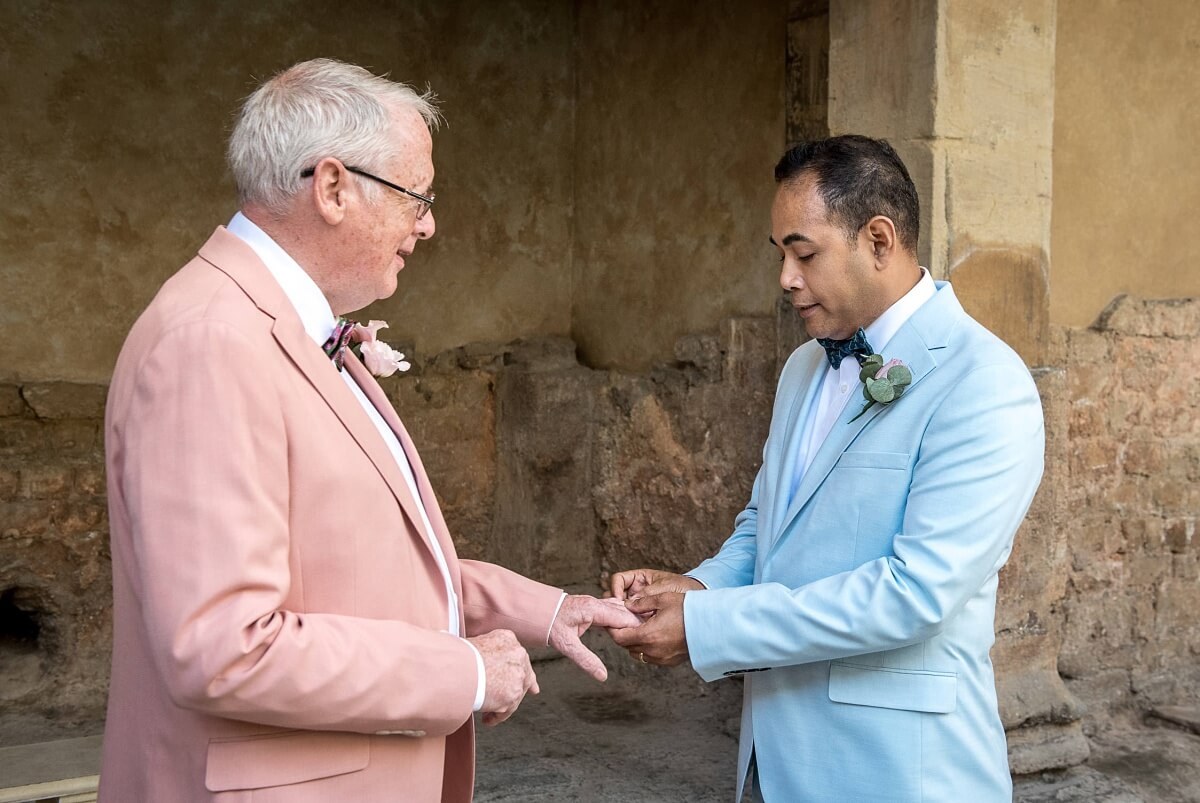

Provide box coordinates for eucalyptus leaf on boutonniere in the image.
[849,354,912,423]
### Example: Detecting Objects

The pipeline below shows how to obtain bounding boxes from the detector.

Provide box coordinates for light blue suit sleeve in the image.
[684,360,1045,682]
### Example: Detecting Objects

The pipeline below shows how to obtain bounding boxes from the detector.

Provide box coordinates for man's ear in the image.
[310,157,350,226]
[864,215,898,268]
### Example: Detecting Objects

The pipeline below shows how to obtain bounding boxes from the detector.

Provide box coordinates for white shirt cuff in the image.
[684,573,709,589]
[544,592,568,644]
[465,638,486,712]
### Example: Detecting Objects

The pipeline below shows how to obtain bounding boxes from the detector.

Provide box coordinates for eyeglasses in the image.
[300,164,435,219]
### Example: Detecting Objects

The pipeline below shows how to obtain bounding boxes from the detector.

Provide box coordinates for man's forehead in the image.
[771,180,831,241]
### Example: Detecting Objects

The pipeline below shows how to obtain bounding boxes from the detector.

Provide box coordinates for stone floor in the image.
[476,639,1200,803]
[475,640,745,802]
[3,636,1197,802]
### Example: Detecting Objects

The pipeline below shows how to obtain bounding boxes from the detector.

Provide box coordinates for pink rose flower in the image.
[875,358,904,379]
[359,340,411,377]
[354,320,390,342]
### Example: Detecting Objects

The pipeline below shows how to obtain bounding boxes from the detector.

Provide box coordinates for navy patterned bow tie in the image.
[816,328,873,369]
[322,317,356,370]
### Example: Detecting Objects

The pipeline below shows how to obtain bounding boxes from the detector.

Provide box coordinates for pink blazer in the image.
[99,228,563,802]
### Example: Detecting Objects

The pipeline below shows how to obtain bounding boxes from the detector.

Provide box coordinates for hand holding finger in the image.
[469,629,536,720]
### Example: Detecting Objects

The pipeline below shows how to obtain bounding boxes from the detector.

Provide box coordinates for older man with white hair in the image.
[99,58,637,803]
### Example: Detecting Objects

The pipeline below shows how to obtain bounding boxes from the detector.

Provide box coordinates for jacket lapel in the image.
[768,282,962,557]
[197,228,442,571]
[769,347,828,532]
[344,356,465,614]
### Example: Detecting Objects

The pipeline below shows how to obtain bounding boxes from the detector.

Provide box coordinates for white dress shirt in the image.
[788,268,936,501]
[227,212,487,711]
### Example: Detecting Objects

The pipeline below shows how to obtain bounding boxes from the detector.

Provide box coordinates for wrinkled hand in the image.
[468,629,538,727]
[608,568,703,601]
[549,594,643,681]
[609,591,691,667]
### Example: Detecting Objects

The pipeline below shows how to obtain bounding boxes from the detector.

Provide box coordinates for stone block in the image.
[388,370,497,560]
[786,3,830,145]
[1151,478,1189,514]
[1131,665,1200,708]
[74,466,105,498]
[1012,765,1145,803]
[1065,328,1111,364]
[1094,296,1200,338]
[0,386,27,418]
[1122,516,1164,553]
[1121,440,1165,477]
[18,466,72,500]
[492,365,602,585]
[996,657,1084,730]
[722,317,777,391]
[0,468,18,500]
[0,419,43,458]
[1171,553,1199,582]
[1059,593,1136,678]
[1149,705,1200,736]
[1063,669,1133,720]
[47,422,102,458]
[1006,721,1090,775]
[56,502,106,535]
[671,332,723,383]
[0,500,59,536]
[829,0,937,139]
[1127,553,1169,589]
[948,246,1050,366]
[20,384,107,420]
[1164,519,1193,554]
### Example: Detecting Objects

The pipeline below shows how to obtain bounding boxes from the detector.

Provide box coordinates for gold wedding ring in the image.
[638,652,647,663]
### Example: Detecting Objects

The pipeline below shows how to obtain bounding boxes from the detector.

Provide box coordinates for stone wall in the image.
[1059,297,1200,721]
[5,295,1194,770]
[0,383,110,745]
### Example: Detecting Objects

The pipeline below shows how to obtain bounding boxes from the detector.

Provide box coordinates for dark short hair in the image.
[774,135,920,254]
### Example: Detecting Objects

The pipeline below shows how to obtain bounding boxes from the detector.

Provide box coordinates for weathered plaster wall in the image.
[571,0,787,371]
[1051,0,1200,328]
[0,0,577,384]
[0,0,788,384]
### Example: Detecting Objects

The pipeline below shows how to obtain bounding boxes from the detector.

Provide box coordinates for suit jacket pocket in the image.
[205,730,370,792]
[828,662,957,714]
[835,451,910,470]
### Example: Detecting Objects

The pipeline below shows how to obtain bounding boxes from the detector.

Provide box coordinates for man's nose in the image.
[780,261,803,292]
[415,209,436,240]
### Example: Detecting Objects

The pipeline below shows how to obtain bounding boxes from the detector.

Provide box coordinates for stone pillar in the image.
[828,0,1084,774]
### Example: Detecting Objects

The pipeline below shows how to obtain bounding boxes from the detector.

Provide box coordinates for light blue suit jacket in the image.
[685,282,1044,803]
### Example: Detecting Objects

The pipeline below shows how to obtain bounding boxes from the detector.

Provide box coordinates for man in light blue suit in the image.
[610,135,1044,802]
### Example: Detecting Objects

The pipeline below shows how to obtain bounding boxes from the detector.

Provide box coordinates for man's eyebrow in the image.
[768,233,813,247]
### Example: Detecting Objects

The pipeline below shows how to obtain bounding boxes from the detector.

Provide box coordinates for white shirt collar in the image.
[226,211,337,348]
[863,267,936,357]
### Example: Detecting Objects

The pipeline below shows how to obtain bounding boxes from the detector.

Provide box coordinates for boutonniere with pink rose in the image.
[324,318,412,377]
[849,353,912,422]
[352,320,412,377]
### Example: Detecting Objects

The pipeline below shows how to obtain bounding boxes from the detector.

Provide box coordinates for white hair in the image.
[227,58,441,214]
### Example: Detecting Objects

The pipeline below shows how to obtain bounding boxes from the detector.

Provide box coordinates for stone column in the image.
[827,0,1085,774]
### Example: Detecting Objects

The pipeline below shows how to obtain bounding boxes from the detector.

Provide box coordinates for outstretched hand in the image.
[549,594,643,681]
[608,568,703,600]
[608,591,691,667]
